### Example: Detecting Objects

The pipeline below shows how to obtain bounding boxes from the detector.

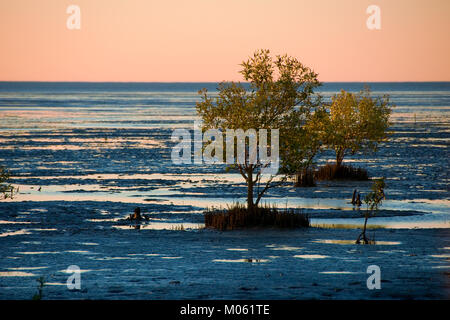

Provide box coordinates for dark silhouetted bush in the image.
[315,163,368,181]
[294,168,316,187]
[204,203,310,231]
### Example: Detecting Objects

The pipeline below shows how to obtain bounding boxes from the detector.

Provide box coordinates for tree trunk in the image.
[336,148,345,168]
[351,189,357,205]
[356,212,369,244]
[247,168,254,213]
[362,214,369,240]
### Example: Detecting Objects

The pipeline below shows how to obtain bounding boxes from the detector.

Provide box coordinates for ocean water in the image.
[0,82,449,299]
[0,82,448,223]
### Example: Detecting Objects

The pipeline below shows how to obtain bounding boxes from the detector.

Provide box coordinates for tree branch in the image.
[255,175,285,207]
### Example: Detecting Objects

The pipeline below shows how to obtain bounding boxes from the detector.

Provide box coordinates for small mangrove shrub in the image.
[315,163,368,181]
[32,277,45,300]
[294,168,316,187]
[356,178,386,244]
[204,203,310,231]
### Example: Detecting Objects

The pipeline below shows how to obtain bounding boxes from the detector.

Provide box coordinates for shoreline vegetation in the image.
[295,163,369,187]
[196,50,392,232]
[1,50,394,238]
[204,203,310,231]
[0,77,447,299]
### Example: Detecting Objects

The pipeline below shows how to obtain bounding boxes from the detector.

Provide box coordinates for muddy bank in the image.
[0,201,449,299]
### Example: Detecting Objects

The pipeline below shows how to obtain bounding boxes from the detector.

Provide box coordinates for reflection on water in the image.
[65,250,92,254]
[91,257,142,261]
[213,258,269,263]
[429,254,450,259]
[113,222,203,230]
[0,229,32,237]
[319,271,357,274]
[17,251,60,255]
[0,220,33,225]
[44,282,67,286]
[7,181,449,216]
[311,217,450,229]
[293,255,329,259]
[313,239,401,245]
[59,269,93,274]
[0,82,449,232]
[0,271,36,277]
[266,245,304,251]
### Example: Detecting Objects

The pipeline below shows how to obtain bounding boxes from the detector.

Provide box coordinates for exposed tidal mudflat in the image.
[0,82,449,299]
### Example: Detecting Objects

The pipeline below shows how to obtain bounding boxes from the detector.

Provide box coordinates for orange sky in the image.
[0,0,449,82]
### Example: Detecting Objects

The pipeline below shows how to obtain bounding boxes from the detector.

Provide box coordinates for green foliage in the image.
[196,49,322,209]
[322,88,393,167]
[364,178,386,211]
[356,178,386,244]
[0,166,15,199]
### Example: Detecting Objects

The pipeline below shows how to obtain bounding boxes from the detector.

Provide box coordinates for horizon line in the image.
[1,80,450,84]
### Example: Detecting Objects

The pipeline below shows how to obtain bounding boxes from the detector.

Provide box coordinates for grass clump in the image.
[294,168,316,187]
[204,203,310,231]
[315,163,368,181]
